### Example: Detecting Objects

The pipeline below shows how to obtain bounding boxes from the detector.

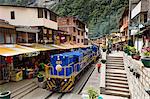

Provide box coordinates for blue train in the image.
[45,45,100,92]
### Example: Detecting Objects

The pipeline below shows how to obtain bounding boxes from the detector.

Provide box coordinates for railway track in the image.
[45,92,65,99]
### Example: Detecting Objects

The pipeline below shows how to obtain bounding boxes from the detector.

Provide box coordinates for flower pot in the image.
[101,60,106,64]
[37,76,44,82]
[102,49,106,52]
[132,55,141,60]
[141,58,150,68]
[0,91,11,99]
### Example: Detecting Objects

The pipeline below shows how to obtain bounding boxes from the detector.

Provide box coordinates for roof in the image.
[0,4,58,16]
[58,16,86,25]
[0,44,38,56]
[0,19,15,29]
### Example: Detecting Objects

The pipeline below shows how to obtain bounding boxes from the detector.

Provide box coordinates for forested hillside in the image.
[0,0,31,5]
[53,0,129,38]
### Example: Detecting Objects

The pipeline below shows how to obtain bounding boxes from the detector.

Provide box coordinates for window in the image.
[81,39,84,43]
[78,30,80,35]
[73,36,76,41]
[28,33,36,43]
[11,11,15,19]
[81,32,84,36]
[0,32,4,43]
[73,27,76,32]
[50,12,57,22]
[78,39,80,43]
[44,10,47,19]
[38,8,43,18]
[67,19,69,25]
[144,13,147,23]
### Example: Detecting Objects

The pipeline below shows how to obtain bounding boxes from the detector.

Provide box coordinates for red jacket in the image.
[97,63,101,68]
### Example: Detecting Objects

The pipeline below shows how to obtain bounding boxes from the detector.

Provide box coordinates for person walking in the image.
[96,63,101,73]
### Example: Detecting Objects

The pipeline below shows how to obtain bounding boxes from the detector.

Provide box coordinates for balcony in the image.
[120,21,129,32]
[131,1,148,19]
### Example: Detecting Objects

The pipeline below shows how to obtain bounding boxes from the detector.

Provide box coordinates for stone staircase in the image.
[104,56,130,98]
[11,81,38,99]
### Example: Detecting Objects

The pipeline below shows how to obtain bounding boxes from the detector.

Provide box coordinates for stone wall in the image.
[123,54,150,99]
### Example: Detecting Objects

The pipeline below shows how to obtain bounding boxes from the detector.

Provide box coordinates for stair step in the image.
[12,85,38,99]
[11,83,37,98]
[107,58,123,60]
[106,74,127,78]
[107,59,123,61]
[106,67,124,70]
[106,83,129,89]
[107,56,123,59]
[107,70,126,75]
[106,76,127,81]
[106,62,124,65]
[106,79,128,85]
[106,64,124,67]
[105,86,129,93]
[105,90,130,98]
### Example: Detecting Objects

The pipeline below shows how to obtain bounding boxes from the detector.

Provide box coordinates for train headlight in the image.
[64,79,67,82]
[56,64,62,72]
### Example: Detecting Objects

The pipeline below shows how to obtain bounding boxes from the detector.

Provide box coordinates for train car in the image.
[45,45,100,92]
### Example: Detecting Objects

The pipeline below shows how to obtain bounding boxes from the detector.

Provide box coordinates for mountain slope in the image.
[52,0,128,38]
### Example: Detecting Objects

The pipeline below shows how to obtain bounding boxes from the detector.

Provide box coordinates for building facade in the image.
[58,17,86,44]
[119,8,129,45]
[0,19,16,44]
[129,0,150,51]
[0,5,58,44]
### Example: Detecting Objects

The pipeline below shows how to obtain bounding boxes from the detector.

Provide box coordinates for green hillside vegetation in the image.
[53,0,128,38]
[0,0,30,5]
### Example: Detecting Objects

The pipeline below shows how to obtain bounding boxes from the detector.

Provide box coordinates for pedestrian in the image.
[96,63,101,73]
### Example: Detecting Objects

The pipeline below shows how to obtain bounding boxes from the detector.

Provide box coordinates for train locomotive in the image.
[45,45,100,92]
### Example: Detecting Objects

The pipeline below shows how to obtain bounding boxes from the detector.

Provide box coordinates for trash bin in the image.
[0,91,11,99]
[98,95,103,99]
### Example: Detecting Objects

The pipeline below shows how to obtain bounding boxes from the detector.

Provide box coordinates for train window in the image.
[74,57,79,63]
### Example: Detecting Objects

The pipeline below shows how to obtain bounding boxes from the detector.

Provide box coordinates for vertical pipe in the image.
[128,0,132,45]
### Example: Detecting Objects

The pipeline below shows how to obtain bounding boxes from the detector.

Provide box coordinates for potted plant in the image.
[132,51,141,60]
[37,72,44,82]
[101,59,106,64]
[123,45,128,53]
[141,47,150,68]
[87,87,99,99]
[0,91,11,99]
